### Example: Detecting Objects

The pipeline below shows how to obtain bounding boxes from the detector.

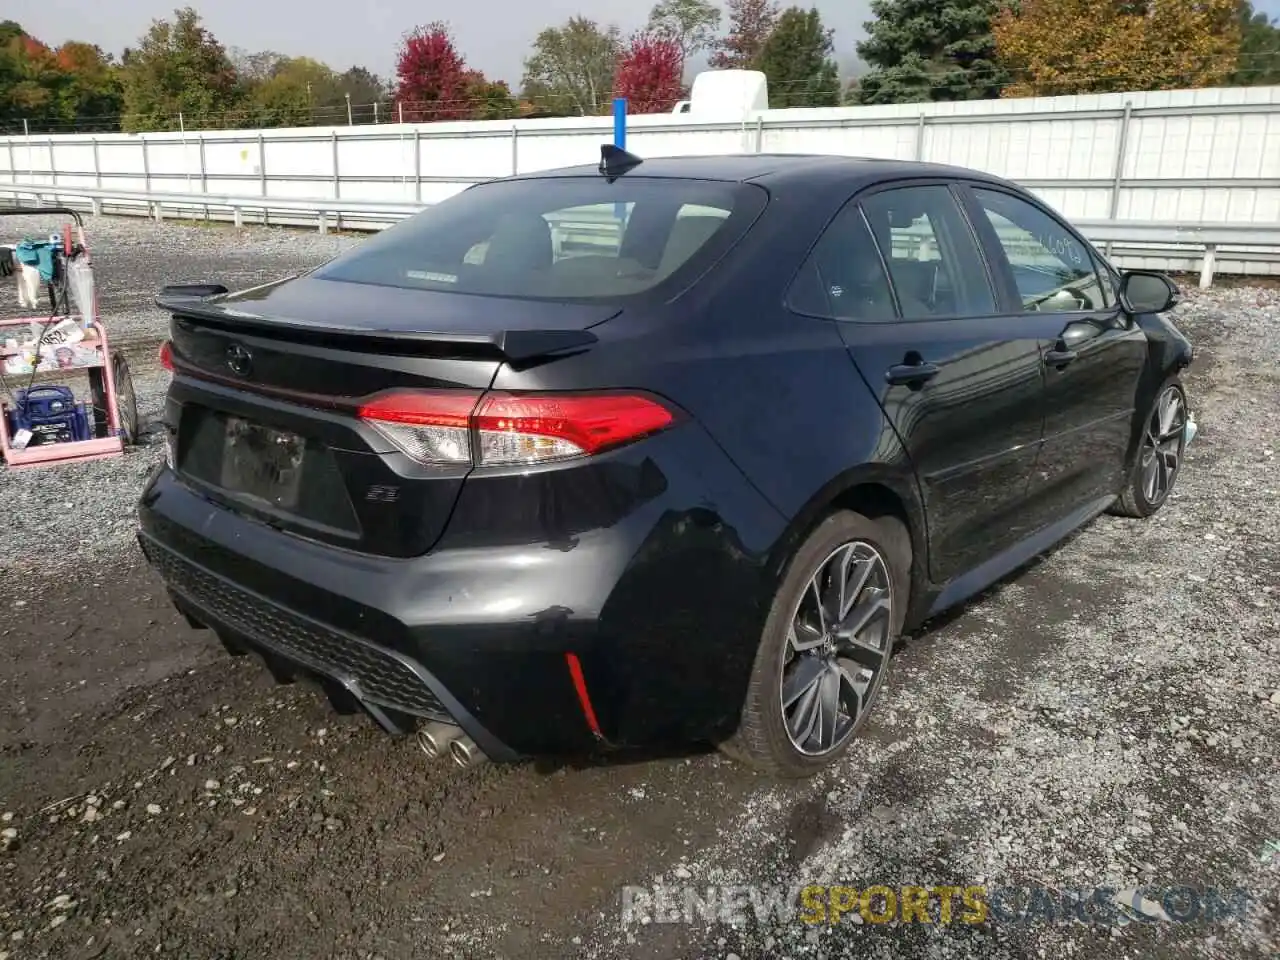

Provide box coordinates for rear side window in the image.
[787,205,897,321]
[314,178,764,301]
[860,185,996,319]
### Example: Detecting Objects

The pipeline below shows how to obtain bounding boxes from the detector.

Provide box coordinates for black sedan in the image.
[138,148,1195,778]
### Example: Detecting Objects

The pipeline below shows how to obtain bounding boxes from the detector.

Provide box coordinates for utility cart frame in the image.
[0,206,138,470]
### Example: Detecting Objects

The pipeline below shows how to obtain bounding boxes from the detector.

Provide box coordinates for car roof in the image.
[509,153,1013,191]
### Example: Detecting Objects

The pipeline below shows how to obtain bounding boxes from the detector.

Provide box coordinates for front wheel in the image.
[1111,379,1189,519]
[720,510,910,778]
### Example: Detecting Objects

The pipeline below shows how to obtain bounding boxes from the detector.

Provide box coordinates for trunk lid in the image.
[160,277,612,559]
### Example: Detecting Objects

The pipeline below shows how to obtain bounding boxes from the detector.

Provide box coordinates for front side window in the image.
[1091,250,1119,308]
[859,185,997,320]
[971,188,1108,314]
[315,177,765,302]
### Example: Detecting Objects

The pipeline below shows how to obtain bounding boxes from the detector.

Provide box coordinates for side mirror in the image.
[1119,271,1178,315]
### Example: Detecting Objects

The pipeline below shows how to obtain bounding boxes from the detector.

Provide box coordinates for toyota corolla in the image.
[138,148,1194,777]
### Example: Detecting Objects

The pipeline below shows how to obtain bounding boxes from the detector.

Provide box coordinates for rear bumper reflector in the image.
[564,652,604,739]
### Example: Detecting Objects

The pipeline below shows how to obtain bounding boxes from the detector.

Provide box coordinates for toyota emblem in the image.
[225,342,252,376]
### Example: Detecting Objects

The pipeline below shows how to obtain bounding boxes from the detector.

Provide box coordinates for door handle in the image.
[1043,348,1078,368]
[885,360,940,386]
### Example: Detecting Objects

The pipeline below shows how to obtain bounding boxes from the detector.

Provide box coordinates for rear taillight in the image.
[357,390,479,465]
[356,390,675,466]
[159,340,174,371]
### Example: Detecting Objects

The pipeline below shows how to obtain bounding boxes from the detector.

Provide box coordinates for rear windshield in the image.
[313,176,767,301]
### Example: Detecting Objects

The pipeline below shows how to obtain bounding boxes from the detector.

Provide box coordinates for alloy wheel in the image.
[1140,385,1186,506]
[780,540,894,756]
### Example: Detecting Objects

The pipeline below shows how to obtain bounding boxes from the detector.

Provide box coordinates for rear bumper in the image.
[137,531,519,760]
[137,422,787,757]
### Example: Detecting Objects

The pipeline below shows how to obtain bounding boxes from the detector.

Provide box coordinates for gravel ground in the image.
[0,218,1277,960]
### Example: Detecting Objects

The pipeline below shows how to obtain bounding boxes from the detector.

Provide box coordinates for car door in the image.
[959,185,1149,524]
[787,181,1047,585]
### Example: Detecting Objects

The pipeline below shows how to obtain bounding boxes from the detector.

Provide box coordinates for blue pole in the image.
[612,98,628,225]
[613,97,627,149]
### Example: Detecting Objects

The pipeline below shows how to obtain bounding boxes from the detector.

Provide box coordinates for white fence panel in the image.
[3,83,1280,278]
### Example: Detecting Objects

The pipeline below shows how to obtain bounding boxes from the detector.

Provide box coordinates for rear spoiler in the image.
[155,288,599,364]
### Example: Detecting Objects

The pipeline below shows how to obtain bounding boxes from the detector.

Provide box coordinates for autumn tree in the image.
[1231,0,1280,86]
[615,32,685,113]
[395,22,475,121]
[465,73,519,119]
[993,0,1243,97]
[242,56,338,127]
[522,17,621,115]
[709,0,780,69]
[324,67,391,123]
[646,0,721,71]
[855,0,1007,104]
[120,7,241,131]
[53,43,123,128]
[0,24,123,131]
[755,7,840,106]
[229,48,286,87]
[0,26,61,125]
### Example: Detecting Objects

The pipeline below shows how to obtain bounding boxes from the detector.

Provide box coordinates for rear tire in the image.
[1110,378,1188,519]
[720,510,910,778]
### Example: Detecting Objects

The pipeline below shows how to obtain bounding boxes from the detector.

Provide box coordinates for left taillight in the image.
[356,389,676,467]
[159,340,174,371]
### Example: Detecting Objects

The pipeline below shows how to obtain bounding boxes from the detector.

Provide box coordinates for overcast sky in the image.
[14,0,1280,89]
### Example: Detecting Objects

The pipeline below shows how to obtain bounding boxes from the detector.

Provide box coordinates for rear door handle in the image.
[1044,348,1078,368]
[885,361,940,386]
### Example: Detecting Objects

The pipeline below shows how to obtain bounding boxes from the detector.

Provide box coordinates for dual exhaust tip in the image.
[417,721,487,768]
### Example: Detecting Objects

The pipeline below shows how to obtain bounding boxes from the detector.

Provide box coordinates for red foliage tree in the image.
[395,22,473,121]
[613,32,684,114]
[709,0,779,69]
[20,34,53,61]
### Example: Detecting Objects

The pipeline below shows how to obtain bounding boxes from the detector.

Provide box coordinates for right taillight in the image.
[356,389,675,466]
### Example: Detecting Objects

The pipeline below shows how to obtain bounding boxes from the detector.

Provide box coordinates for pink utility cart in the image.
[0,206,138,470]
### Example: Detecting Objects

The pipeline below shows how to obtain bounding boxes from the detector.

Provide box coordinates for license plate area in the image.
[220,416,307,510]
[174,404,363,541]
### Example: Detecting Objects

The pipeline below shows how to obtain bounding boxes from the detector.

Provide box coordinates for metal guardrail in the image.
[1,180,1278,287]
[0,181,422,233]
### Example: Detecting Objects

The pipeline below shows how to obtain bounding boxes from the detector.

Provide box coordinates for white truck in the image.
[671,69,769,119]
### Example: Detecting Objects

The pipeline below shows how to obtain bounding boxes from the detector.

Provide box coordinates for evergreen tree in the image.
[1231,0,1280,86]
[756,7,840,107]
[855,0,1007,104]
